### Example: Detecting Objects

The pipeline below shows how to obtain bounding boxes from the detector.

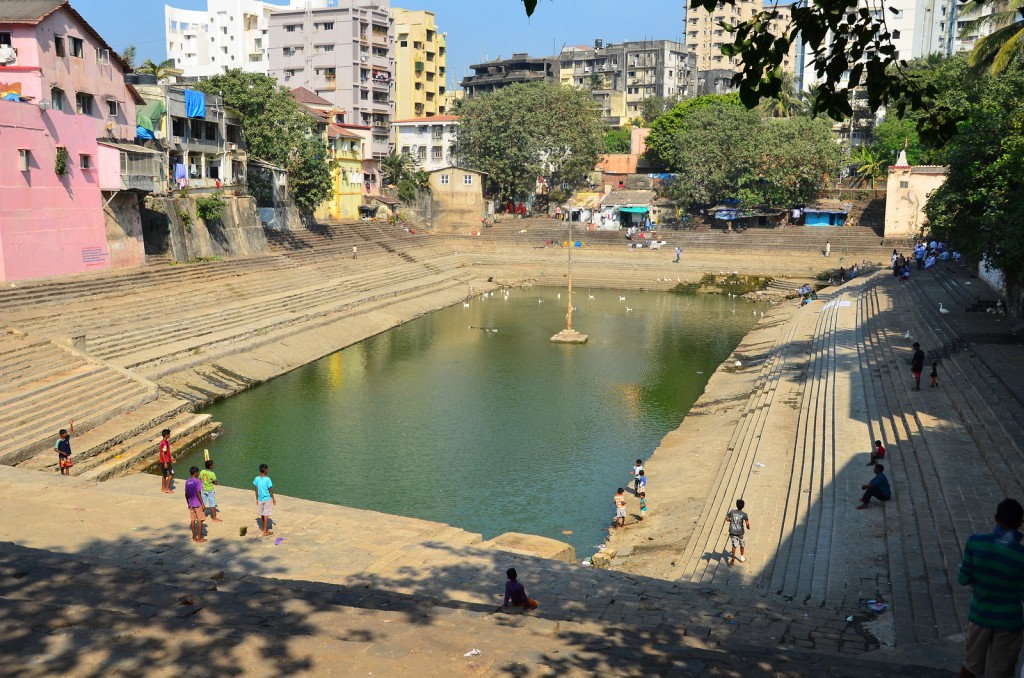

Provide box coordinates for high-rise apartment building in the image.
[685,0,797,75]
[165,0,281,79]
[267,0,395,158]
[558,40,697,124]
[392,8,447,119]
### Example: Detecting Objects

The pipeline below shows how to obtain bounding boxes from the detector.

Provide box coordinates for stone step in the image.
[76,413,218,481]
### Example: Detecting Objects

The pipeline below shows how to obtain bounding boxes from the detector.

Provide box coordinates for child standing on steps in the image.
[639,492,648,522]
[631,459,644,494]
[930,361,939,388]
[55,419,74,476]
[725,499,750,566]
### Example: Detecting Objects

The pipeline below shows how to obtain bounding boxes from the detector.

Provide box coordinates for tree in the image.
[644,93,743,170]
[137,58,175,82]
[662,107,838,211]
[380,152,429,202]
[455,82,604,201]
[757,71,807,118]
[120,44,136,71]
[870,116,924,168]
[640,95,681,124]
[518,0,981,143]
[853,147,885,189]
[961,0,1024,77]
[603,127,631,154]
[925,67,1024,310]
[194,70,335,213]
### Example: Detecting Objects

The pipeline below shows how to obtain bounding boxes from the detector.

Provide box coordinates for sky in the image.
[70,0,686,90]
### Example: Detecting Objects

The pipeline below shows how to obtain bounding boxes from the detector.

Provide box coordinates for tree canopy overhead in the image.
[455,82,604,200]
[194,70,334,213]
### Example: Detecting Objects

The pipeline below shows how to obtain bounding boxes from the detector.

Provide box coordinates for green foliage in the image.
[640,95,681,124]
[381,153,429,203]
[120,44,136,71]
[603,127,631,154]
[247,171,274,208]
[853,147,885,189]
[644,94,743,169]
[961,0,1024,77]
[195,70,335,213]
[54,146,69,176]
[178,210,193,234]
[925,67,1024,291]
[870,117,923,168]
[195,192,226,223]
[455,82,604,200]
[662,108,839,211]
[137,58,175,81]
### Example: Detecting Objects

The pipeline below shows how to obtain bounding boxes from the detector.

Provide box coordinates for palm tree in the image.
[137,58,176,82]
[854,147,885,189]
[960,0,1024,77]
[380,151,416,187]
[760,72,808,118]
[120,44,136,71]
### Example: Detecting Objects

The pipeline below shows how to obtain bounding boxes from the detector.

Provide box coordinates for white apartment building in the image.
[165,0,284,79]
[797,0,956,91]
[267,0,395,158]
[952,0,1003,53]
[392,115,457,172]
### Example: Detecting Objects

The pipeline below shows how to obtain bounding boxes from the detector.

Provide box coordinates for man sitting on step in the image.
[856,464,891,509]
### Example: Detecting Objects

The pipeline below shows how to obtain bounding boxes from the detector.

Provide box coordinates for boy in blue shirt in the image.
[253,464,276,536]
[856,464,891,509]
[54,419,74,476]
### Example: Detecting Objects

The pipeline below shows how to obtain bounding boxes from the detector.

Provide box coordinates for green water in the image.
[181,288,764,557]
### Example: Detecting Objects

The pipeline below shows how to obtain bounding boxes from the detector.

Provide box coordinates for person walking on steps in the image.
[674,247,681,263]
[824,241,831,257]
[725,499,750,566]
[958,498,1024,678]
[55,419,74,476]
[857,464,891,509]
[911,342,925,391]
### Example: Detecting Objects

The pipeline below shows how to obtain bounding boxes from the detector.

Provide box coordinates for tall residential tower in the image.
[392,8,447,118]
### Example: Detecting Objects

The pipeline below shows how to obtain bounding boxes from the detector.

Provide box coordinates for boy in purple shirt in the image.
[502,568,538,611]
[184,466,207,543]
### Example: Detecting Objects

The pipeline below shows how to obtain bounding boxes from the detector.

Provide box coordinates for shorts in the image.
[962,621,1023,678]
[258,500,274,517]
[615,507,626,518]
[202,490,216,508]
[189,506,204,522]
[730,534,745,549]
[162,464,173,478]
[59,455,73,468]
[912,371,922,379]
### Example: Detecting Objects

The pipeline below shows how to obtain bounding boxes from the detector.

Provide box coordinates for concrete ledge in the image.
[480,532,577,564]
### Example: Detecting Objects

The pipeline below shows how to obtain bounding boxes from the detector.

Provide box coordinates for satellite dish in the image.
[153,130,165,140]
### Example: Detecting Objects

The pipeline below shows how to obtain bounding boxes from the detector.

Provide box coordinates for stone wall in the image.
[883,164,946,238]
[158,194,270,261]
[103,192,147,269]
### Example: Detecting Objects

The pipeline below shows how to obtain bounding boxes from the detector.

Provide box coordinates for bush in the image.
[195,192,226,223]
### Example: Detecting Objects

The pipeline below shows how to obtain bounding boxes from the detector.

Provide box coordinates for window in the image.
[899,181,909,189]
[400,40,408,47]
[79,154,92,169]
[285,24,299,32]
[120,151,129,174]
[172,117,185,137]
[107,99,118,117]
[54,35,66,57]
[316,21,334,30]
[51,88,64,111]
[892,30,901,39]
[463,174,473,185]
[0,32,10,47]
[431,146,442,160]
[401,146,410,155]
[96,48,109,65]
[439,174,449,185]
[316,44,334,53]
[206,121,217,140]
[75,92,93,115]
[18,149,31,172]
[69,36,84,58]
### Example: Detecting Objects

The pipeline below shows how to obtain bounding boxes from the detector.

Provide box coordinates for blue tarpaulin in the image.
[136,126,154,140]
[184,89,206,118]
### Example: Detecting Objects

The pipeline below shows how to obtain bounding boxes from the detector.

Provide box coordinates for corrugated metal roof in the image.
[97,141,161,155]
[600,189,656,207]
[0,0,64,23]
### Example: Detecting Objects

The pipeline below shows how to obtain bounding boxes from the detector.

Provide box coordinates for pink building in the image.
[0,0,147,281]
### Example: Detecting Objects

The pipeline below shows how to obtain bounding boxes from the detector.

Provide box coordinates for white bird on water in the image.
[463,302,470,308]
[557,293,561,299]
[939,303,950,314]
[904,331,912,339]
[588,294,595,300]
[538,299,543,304]
[619,296,626,301]
[626,307,634,312]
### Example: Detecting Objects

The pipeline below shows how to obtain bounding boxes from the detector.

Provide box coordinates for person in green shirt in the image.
[958,498,1024,678]
[198,460,222,522]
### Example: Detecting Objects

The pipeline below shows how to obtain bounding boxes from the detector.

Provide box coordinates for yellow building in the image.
[392,8,448,119]
[686,1,796,75]
[323,125,364,221]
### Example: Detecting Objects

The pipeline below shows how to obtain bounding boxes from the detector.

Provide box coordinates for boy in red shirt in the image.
[868,440,886,466]
[158,428,175,493]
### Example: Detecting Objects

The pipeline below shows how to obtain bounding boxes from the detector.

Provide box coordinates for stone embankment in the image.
[0,220,1014,675]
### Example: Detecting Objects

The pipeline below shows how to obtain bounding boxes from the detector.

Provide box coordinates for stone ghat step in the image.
[16,396,193,471]
[75,413,219,482]
[0,465,961,675]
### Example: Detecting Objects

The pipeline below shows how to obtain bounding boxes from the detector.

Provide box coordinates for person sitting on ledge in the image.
[857,464,891,509]
[503,567,538,611]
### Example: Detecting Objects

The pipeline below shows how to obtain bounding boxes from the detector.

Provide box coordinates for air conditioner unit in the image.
[0,46,15,64]
[172,136,182,145]
[228,142,237,151]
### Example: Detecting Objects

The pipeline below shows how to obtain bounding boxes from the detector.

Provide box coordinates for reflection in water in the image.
[186,288,765,556]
